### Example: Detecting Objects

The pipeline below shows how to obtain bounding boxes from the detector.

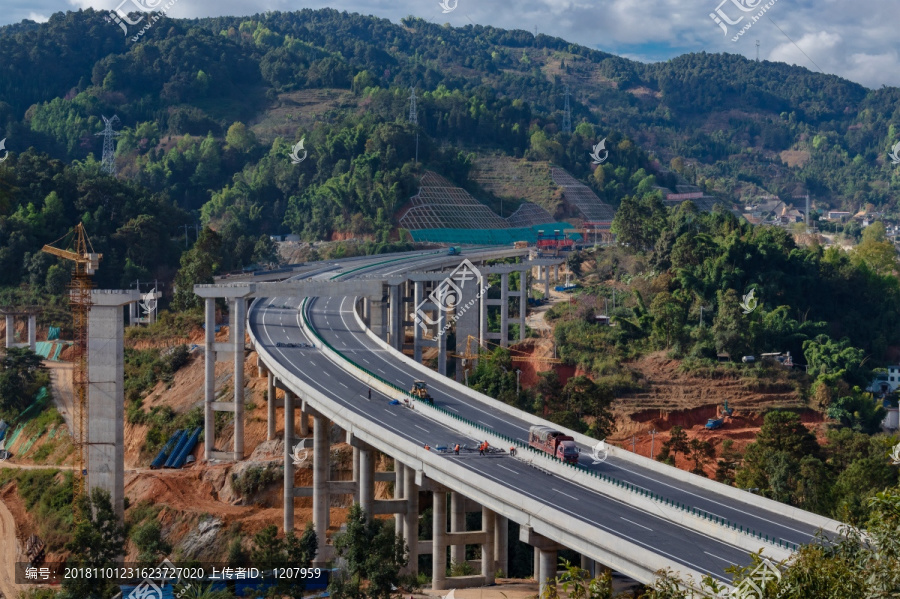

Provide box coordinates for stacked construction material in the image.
[151,429,185,469]
[165,427,202,468]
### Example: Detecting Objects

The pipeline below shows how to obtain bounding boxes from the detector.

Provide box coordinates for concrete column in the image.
[533,547,540,580]
[544,266,551,299]
[500,272,509,348]
[450,492,465,565]
[580,555,595,578]
[283,389,294,533]
[233,297,246,460]
[87,290,139,524]
[359,446,374,517]
[5,315,13,348]
[539,548,557,596]
[204,298,216,459]
[414,281,424,363]
[519,271,527,342]
[482,506,495,585]
[389,284,402,351]
[395,463,406,537]
[27,314,36,351]
[267,372,276,441]
[432,490,448,590]
[352,447,360,504]
[404,467,419,575]
[361,297,370,326]
[299,404,309,436]
[479,275,488,346]
[313,413,330,558]
[495,515,508,576]
[437,306,447,375]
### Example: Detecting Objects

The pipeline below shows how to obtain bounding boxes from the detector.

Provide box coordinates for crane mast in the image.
[41,223,101,522]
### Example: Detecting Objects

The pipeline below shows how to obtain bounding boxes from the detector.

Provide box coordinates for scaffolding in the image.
[551,168,616,222]
[398,172,510,230]
[506,202,555,228]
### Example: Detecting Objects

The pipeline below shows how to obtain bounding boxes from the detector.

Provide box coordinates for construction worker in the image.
[479,442,486,456]
[509,446,517,456]
[454,443,460,455]
[425,444,430,451]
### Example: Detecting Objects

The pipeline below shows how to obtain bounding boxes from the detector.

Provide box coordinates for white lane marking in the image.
[472,465,730,582]
[478,420,490,426]
[704,551,733,565]
[602,460,813,539]
[553,488,579,501]
[620,517,652,532]
[498,465,518,474]
[377,368,386,374]
[362,359,371,364]
[341,341,347,347]
[447,406,459,412]
[339,382,348,389]
[415,425,429,432]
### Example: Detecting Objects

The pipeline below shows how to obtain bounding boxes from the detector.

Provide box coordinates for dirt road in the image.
[46,362,74,433]
[0,498,20,599]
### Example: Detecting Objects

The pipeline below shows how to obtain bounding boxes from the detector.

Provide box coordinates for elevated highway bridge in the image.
[195,248,841,595]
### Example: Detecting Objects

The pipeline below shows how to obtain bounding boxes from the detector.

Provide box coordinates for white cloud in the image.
[3,0,900,88]
[26,12,50,22]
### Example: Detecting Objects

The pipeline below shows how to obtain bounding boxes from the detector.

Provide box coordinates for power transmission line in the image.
[95,115,121,176]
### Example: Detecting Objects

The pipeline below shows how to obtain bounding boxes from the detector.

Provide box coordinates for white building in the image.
[868,366,900,395]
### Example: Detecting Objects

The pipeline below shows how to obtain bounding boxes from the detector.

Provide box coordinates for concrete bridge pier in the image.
[413,281,425,362]
[3,311,37,351]
[403,466,419,576]
[432,489,448,590]
[87,290,140,523]
[198,287,253,462]
[450,491,466,565]
[495,515,508,575]
[520,526,564,595]
[389,284,402,351]
[284,387,295,532]
[267,371,276,441]
[580,555,596,577]
[395,463,406,536]
[358,443,375,517]
[499,273,509,347]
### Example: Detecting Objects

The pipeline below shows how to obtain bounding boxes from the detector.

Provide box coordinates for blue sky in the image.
[5,0,899,89]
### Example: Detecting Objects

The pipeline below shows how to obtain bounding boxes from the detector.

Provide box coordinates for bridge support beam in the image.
[389,284,402,351]
[403,466,419,576]
[283,388,295,533]
[413,281,424,362]
[495,515,508,576]
[28,314,36,351]
[359,444,375,517]
[500,273,509,348]
[4,315,13,348]
[203,298,216,459]
[482,506,496,585]
[437,306,447,376]
[580,555,595,578]
[518,272,527,342]
[299,403,309,436]
[539,548,557,596]
[521,526,564,594]
[395,463,406,537]
[313,412,330,562]
[232,297,246,460]
[432,490,448,590]
[267,371,276,441]
[450,491,466,565]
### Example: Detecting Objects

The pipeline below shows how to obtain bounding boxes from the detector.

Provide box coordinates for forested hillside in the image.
[0,7,898,298]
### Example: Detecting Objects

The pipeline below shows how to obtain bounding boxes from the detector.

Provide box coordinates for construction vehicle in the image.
[705,417,725,430]
[448,247,460,256]
[529,425,579,463]
[514,241,529,249]
[41,223,101,523]
[722,401,734,417]
[410,380,434,405]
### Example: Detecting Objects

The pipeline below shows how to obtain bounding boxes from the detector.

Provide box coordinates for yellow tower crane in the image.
[41,223,101,522]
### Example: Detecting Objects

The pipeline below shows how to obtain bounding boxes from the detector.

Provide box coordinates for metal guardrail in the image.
[299,297,799,553]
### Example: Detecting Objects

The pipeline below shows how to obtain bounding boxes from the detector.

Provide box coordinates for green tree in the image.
[61,488,126,599]
[172,227,223,311]
[688,439,715,476]
[0,347,49,421]
[329,504,406,599]
[225,122,258,153]
[249,523,317,599]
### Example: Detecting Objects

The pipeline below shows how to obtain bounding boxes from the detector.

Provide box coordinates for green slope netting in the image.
[408,223,579,245]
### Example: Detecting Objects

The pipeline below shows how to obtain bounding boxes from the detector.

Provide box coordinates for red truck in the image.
[529,425,580,464]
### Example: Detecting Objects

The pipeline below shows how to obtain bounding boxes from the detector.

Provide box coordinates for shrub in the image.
[231,464,282,497]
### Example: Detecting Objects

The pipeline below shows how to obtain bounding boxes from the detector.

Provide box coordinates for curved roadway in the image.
[248,249,830,584]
